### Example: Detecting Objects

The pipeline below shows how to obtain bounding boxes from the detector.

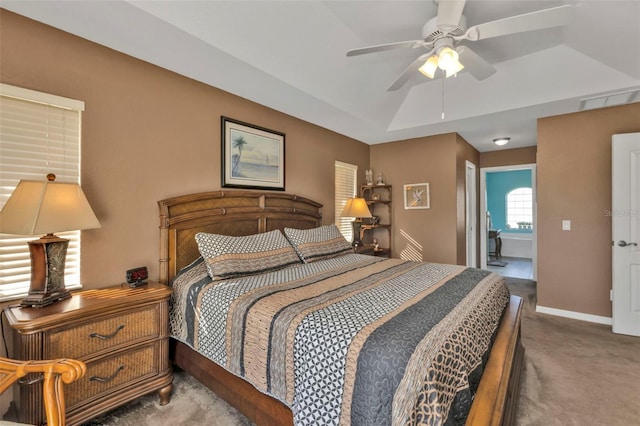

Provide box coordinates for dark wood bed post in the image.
[158,190,524,426]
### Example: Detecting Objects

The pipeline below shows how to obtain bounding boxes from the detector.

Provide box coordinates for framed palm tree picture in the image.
[221,116,285,190]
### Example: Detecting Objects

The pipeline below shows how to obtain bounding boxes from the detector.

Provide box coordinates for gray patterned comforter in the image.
[170,254,510,425]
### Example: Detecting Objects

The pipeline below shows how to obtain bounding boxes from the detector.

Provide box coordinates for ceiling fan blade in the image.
[387,52,433,91]
[460,4,573,41]
[347,40,427,57]
[457,46,496,80]
[437,0,467,32]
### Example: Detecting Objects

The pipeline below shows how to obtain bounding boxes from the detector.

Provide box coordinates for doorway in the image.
[480,164,537,280]
[465,161,477,267]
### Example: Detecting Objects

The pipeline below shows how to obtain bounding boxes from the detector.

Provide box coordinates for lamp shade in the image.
[0,179,101,235]
[340,197,372,218]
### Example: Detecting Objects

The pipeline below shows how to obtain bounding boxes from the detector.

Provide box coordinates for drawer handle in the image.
[90,365,125,383]
[17,374,44,386]
[89,324,125,340]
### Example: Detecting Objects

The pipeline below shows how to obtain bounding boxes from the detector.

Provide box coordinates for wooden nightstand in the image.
[354,244,390,258]
[4,282,173,426]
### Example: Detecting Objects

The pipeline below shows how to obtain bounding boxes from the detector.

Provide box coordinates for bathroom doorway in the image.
[480,164,536,280]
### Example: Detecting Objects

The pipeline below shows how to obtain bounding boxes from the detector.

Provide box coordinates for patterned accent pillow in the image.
[284,225,353,263]
[195,230,301,281]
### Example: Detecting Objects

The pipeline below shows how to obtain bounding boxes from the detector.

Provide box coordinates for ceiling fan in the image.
[346,0,573,91]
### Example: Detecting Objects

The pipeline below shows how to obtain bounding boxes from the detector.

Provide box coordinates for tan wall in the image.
[479,146,537,168]
[371,134,460,264]
[537,103,640,317]
[456,135,480,265]
[3,9,638,321]
[0,11,369,288]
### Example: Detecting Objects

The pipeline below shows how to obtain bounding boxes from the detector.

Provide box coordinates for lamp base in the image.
[351,220,363,247]
[21,235,72,308]
[20,289,71,308]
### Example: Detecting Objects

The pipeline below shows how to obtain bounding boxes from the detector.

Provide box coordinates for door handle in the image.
[618,240,638,247]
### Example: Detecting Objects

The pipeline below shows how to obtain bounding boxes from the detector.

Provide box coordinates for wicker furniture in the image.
[158,190,524,425]
[0,357,86,426]
[4,282,173,426]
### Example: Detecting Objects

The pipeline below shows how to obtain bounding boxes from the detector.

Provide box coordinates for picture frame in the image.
[404,183,430,209]
[221,116,285,190]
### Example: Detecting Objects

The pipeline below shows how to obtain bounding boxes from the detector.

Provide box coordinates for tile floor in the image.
[485,256,533,280]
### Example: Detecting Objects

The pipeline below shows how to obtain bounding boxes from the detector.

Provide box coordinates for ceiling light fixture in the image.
[493,137,511,146]
[419,46,464,79]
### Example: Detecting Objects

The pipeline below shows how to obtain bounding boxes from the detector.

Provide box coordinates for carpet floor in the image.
[85,278,640,425]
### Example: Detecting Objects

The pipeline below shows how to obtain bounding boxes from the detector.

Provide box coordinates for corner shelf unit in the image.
[360,184,392,257]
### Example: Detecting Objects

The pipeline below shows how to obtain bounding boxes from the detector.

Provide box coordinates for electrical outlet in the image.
[562,220,571,231]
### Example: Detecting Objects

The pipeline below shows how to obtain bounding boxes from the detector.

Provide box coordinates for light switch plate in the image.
[562,220,571,231]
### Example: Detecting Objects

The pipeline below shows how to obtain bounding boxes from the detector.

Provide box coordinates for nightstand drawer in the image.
[66,341,160,409]
[46,305,159,359]
[6,282,173,425]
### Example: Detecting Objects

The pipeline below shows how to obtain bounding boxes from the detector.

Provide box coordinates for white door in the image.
[612,132,640,336]
[466,161,477,267]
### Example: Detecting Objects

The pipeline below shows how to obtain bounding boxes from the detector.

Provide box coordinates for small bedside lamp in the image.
[340,197,372,247]
[0,174,101,307]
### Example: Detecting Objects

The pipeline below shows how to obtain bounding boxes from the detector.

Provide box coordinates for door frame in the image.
[465,161,477,267]
[480,163,537,279]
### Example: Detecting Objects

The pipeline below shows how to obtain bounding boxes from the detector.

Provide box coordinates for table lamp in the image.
[0,174,101,307]
[340,197,372,247]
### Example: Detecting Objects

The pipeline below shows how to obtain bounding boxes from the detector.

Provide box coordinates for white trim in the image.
[0,83,85,111]
[465,161,477,267]
[480,163,537,280]
[536,305,612,325]
[334,160,357,170]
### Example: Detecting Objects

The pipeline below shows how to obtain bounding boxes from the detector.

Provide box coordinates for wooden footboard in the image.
[172,340,293,426]
[171,295,524,426]
[466,294,525,426]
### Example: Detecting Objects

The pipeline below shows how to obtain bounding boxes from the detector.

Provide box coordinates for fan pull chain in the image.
[441,78,445,120]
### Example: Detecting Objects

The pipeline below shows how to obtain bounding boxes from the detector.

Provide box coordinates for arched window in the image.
[506,187,533,229]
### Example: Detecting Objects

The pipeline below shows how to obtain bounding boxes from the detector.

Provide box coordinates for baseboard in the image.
[536,305,612,325]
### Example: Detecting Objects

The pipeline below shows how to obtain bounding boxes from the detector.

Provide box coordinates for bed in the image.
[158,190,524,425]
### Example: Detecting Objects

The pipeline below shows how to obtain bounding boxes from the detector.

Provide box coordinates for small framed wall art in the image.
[404,183,430,209]
[221,116,285,190]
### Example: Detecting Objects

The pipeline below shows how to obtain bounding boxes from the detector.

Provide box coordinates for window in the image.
[0,84,85,300]
[335,161,357,241]
[506,187,533,229]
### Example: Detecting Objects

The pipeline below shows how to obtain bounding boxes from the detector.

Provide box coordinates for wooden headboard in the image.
[158,190,323,284]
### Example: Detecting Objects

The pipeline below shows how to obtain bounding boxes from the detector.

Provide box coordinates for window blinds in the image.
[334,161,357,241]
[0,84,84,300]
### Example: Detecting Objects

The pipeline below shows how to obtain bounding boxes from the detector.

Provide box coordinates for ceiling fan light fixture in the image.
[493,137,510,146]
[419,55,439,79]
[437,47,458,70]
[434,46,464,78]
[445,59,464,77]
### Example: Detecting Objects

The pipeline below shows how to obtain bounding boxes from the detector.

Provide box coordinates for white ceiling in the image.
[3,0,639,152]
